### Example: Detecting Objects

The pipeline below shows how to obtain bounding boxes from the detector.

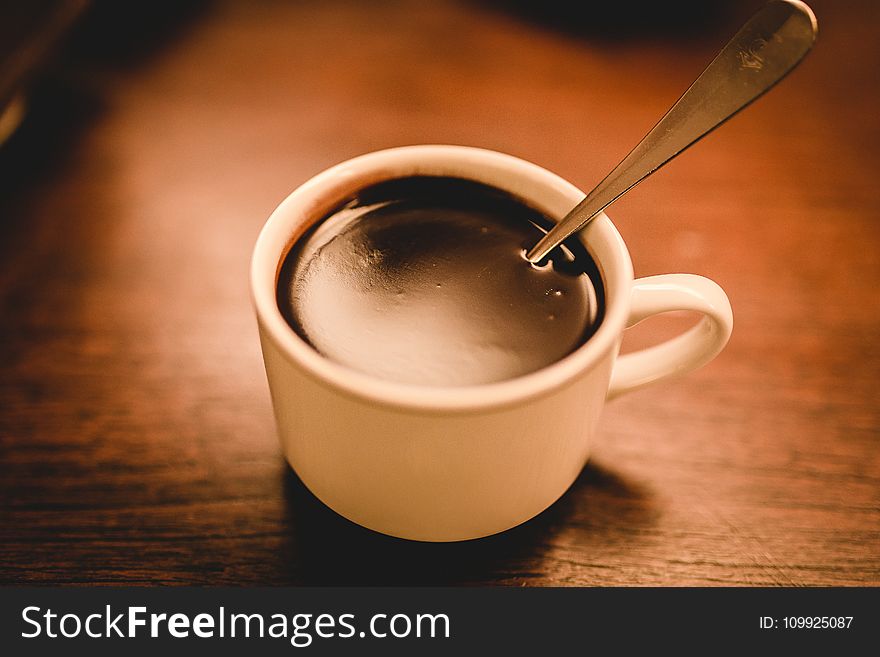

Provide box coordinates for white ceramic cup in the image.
[251,145,733,542]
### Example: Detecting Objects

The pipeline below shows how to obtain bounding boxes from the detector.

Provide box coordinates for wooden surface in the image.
[1,0,878,586]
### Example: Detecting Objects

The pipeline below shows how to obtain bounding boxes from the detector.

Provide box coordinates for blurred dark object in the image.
[0,0,212,203]
[487,0,739,39]
[0,0,210,150]
[0,0,89,145]
[62,0,211,68]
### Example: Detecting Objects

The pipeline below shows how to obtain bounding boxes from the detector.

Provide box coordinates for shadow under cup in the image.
[251,145,638,541]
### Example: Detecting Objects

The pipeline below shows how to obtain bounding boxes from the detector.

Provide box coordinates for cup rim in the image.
[250,145,634,412]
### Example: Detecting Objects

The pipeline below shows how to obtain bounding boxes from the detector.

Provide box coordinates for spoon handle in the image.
[526,0,817,263]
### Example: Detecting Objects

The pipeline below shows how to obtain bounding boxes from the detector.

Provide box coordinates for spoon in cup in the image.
[525,0,818,264]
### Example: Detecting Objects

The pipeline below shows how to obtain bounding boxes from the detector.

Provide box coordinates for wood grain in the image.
[1,0,878,586]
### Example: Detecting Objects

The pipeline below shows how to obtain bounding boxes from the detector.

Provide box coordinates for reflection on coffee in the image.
[277,177,604,386]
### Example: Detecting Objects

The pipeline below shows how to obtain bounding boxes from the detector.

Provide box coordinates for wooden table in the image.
[1,0,877,586]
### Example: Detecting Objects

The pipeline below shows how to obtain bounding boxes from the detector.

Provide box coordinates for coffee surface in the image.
[277,177,603,386]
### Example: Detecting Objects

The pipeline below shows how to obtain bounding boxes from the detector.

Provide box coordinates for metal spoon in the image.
[525,0,818,264]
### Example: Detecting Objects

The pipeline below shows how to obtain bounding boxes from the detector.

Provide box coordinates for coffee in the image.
[277,176,603,386]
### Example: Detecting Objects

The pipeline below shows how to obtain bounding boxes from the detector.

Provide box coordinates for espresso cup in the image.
[251,145,733,542]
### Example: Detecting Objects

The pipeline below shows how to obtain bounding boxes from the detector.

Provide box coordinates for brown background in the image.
[1,0,877,585]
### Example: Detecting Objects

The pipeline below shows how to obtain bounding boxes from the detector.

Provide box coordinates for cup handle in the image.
[607,274,733,400]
